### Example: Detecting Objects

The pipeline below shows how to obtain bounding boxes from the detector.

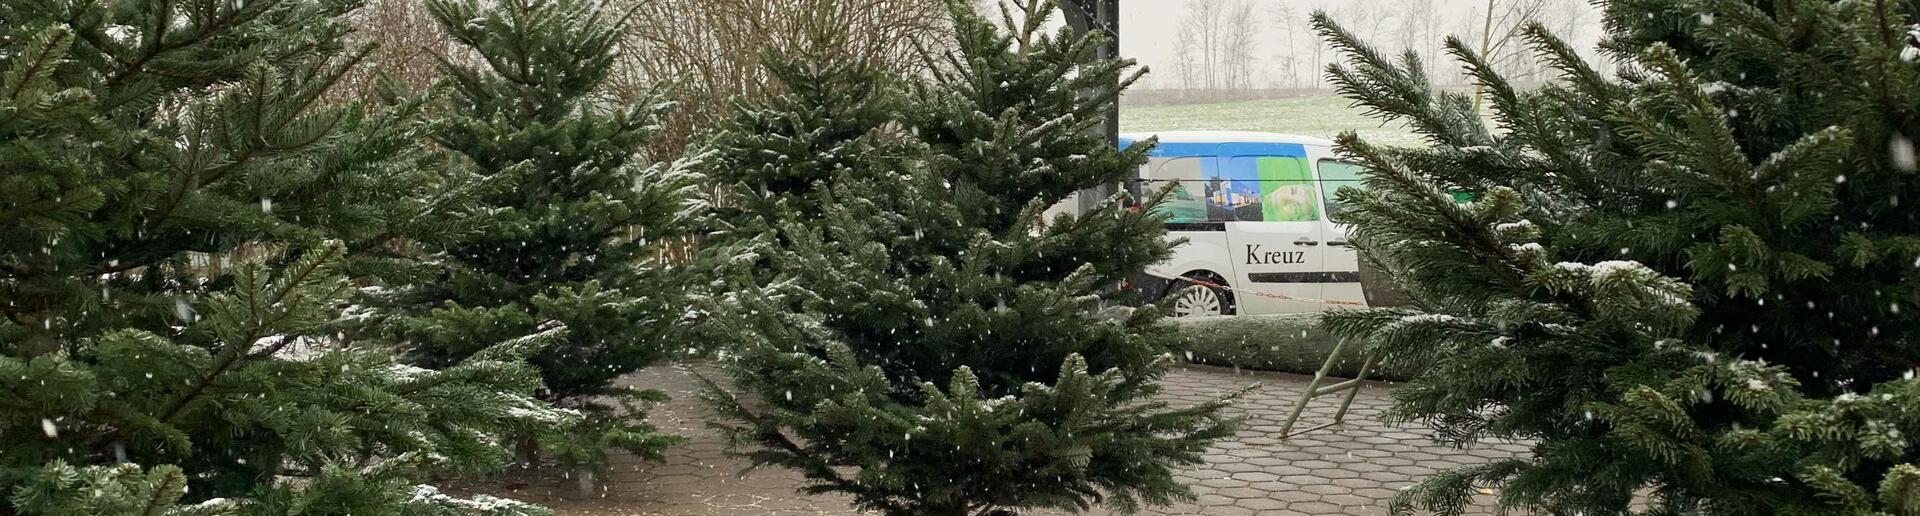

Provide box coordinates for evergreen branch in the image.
[154,242,346,424]
[4,26,73,102]
[1337,134,1528,290]
[102,0,285,90]
[137,467,185,516]
[695,370,910,514]
[1313,13,1490,148]
[1447,36,1527,142]
[1523,23,1610,100]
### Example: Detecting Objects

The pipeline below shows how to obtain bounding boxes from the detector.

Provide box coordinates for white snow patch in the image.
[1495,220,1535,233]
[1555,261,1691,309]
[1906,25,1920,63]
[385,363,433,382]
[979,395,1017,411]
[184,498,235,511]
[1398,314,1460,325]
[105,25,139,46]
[409,485,545,513]
[504,395,583,425]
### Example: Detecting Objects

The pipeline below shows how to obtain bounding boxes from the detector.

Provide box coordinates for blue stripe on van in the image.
[1118,139,1307,158]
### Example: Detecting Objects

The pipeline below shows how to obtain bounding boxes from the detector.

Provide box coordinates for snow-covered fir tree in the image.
[1314,1,1920,513]
[0,0,566,513]
[698,2,1238,515]
[361,0,702,476]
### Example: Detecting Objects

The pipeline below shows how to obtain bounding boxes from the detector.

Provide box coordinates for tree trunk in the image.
[574,467,598,498]
[1474,0,1496,112]
[517,434,543,468]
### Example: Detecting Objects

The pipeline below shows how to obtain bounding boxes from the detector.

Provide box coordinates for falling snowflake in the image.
[1891,133,1916,172]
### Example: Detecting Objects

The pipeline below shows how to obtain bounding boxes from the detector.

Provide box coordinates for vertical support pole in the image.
[1063,0,1123,214]
[1099,0,1120,145]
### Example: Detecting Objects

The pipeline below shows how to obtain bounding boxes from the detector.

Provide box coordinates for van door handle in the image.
[1327,240,1349,247]
[1294,238,1320,246]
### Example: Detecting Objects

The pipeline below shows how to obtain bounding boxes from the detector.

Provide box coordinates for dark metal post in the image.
[1099,0,1120,146]
[1061,0,1122,213]
[1060,0,1121,147]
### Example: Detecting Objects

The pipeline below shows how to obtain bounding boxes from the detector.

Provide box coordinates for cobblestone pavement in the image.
[471,363,1527,515]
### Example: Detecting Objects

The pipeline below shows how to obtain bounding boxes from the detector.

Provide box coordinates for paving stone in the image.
[1198,477,1249,489]
[1302,483,1354,496]
[446,364,1525,516]
[1230,497,1288,512]
[1231,471,1281,483]
[1271,489,1323,503]
[1324,493,1374,507]
[1216,461,1263,473]
[1214,486,1267,499]
[1290,501,1344,514]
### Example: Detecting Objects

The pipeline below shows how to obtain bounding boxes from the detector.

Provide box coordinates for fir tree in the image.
[701,43,902,224]
[362,0,700,476]
[699,2,1238,515]
[1314,1,1920,513]
[0,0,564,512]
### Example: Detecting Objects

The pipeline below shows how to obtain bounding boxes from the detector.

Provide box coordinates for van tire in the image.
[1167,273,1236,317]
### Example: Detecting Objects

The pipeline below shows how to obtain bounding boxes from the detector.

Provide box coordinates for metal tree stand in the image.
[1278,338,1375,438]
[1279,255,1403,439]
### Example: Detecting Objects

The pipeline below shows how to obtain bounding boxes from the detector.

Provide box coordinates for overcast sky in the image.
[1109,0,1606,89]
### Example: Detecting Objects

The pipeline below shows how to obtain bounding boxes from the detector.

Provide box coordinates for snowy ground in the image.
[1120,95,1428,148]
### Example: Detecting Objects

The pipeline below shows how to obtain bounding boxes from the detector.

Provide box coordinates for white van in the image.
[1116,131,1373,317]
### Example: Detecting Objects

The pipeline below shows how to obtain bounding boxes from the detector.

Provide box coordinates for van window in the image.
[1317,160,1367,222]
[1143,157,1210,223]
[1148,179,1212,223]
[1225,156,1319,222]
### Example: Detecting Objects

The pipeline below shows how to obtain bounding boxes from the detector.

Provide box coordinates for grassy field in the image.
[1119,95,1426,148]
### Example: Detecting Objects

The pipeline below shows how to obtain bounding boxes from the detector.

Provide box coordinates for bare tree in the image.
[614,0,952,156]
[1172,18,1200,90]
[1175,0,1265,91]
[1174,0,1224,90]
[1417,0,1442,83]
[1395,0,1423,55]
[336,0,454,102]
[1472,0,1555,88]
[1220,1,1259,89]
[1268,4,1301,88]
[1389,0,1443,83]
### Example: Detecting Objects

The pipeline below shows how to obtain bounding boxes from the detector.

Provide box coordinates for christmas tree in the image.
[695,31,905,240]
[361,0,699,475]
[1314,1,1920,513]
[0,0,565,512]
[699,2,1237,514]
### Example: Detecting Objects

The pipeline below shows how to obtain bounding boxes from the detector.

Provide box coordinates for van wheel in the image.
[1168,276,1236,317]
